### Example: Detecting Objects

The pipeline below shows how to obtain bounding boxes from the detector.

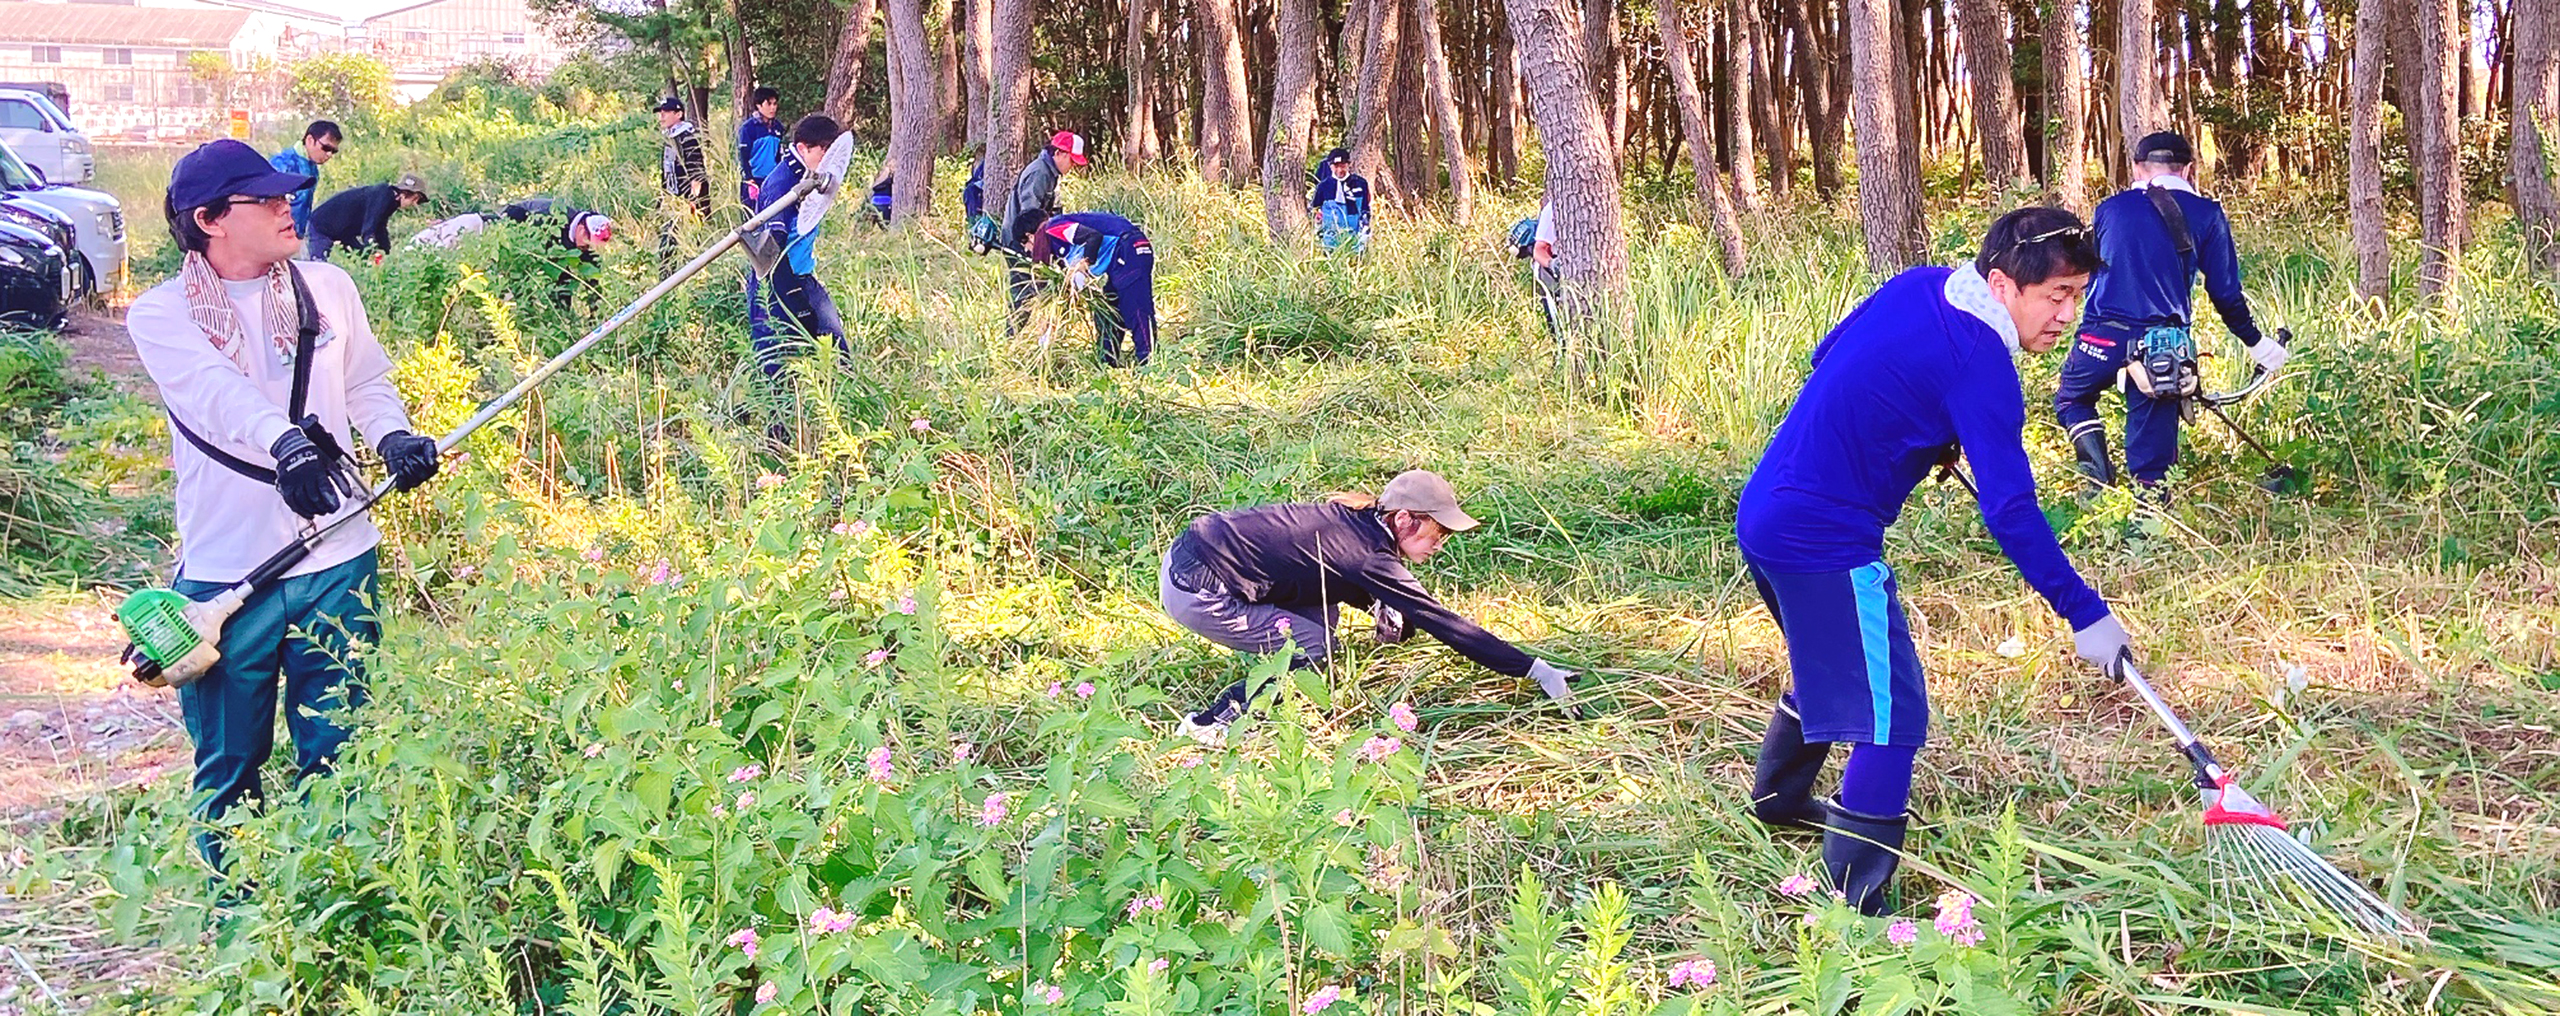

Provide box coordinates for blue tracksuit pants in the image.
[2054,330,2182,483]
[1094,246,1157,366]
[756,263,848,378]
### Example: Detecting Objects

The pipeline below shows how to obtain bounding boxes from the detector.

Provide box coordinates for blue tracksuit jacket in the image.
[756,151,820,275]
[737,114,784,203]
[1738,264,2107,628]
[2081,180,2261,346]
[270,146,319,239]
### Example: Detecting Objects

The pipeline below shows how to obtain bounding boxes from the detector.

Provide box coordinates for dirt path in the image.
[0,307,184,1015]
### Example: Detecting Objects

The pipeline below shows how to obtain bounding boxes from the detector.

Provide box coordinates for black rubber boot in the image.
[1822,799,1910,917]
[2070,428,2116,488]
[1750,703,1832,832]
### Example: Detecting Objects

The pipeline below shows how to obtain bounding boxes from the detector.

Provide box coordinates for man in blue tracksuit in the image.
[1027,212,1155,366]
[738,87,787,351]
[752,114,848,379]
[269,120,337,254]
[2056,132,2285,502]
[1738,206,2137,916]
[1309,147,1370,252]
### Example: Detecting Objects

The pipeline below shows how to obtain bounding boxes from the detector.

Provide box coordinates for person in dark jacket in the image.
[737,87,787,352]
[869,169,894,227]
[499,197,614,308]
[1161,470,1582,747]
[750,115,849,378]
[961,158,985,221]
[656,96,712,217]
[1309,148,1370,252]
[1026,212,1156,366]
[306,173,426,261]
[1003,131,1086,325]
[1738,206,2135,916]
[2055,131,2286,503]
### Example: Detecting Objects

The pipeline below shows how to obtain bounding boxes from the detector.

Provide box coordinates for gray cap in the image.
[393,172,427,194]
[1377,470,1479,532]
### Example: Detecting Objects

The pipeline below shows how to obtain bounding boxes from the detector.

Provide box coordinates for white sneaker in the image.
[1178,716,1230,748]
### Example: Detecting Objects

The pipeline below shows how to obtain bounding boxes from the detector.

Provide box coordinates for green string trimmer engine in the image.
[117,584,252,688]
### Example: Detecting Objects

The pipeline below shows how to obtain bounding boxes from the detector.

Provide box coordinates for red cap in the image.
[1050,131,1088,167]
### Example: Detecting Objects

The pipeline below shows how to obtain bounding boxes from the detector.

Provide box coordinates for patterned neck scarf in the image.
[179,251,300,364]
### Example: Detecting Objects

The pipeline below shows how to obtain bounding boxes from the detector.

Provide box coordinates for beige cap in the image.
[1377,469,1479,532]
[394,172,426,193]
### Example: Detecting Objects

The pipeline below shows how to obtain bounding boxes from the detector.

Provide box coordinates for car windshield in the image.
[0,142,41,190]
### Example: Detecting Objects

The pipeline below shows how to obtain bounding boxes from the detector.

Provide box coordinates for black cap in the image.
[654,96,685,114]
[168,139,310,211]
[2133,131,2193,166]
[1325,147,1350,164]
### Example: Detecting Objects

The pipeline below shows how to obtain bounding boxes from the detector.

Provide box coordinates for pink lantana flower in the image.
[979,792,1009,826]
[863,648,891,667]
[581,546,606,563]
[755,981,778,1004]
[1388,702,1418,733]
[1333,808,1359,827]
[1358,735,1403,762]
[1887,919,1919,947]
[1149,957,1170,975]
[728,764,763,783]
[1777,873,1818,898]
[865,746,894,783]
[1301,985,1343,1014]
[832,521,855,536]
[1031,983,1063,1004]
[1667,958,1717,989]
[807,906,856,934]
[725,927,760,958]
[1074,681,1096,699]
[897,593,917,615]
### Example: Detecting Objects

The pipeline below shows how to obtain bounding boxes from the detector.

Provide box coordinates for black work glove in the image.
[272,428,354,518]
[377,430,441,492]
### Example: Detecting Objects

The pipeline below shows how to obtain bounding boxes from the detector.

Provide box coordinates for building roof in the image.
[0,2,254,47]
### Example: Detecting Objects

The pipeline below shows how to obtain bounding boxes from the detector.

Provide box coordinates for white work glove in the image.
[2247,333,2290,374]
[1527,659,1586,720]
[1065,258,1098,293]
[2072,613,2133,674]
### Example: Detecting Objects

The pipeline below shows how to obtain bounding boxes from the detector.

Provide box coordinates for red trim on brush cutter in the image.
[2201,775,2289,830]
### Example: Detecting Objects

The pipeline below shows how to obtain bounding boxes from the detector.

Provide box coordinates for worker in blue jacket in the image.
[1026,211,1156,367]
[1737,206,2136,916]
[2055,132,2285,503]
[961,158,985,221]
[1309,147,1370,252]
[268,120,337,254]
[738,87,787,351]
[751,114,848,379]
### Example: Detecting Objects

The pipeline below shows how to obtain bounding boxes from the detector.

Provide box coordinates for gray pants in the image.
[1159,552,1338,723]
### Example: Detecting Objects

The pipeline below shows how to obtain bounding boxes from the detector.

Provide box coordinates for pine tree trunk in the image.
[1747,0,1792,197]
[2044,0,2087,208]
[1726,1,1765,208]
[1658,0,1747,272]
[1785,0,1845,196]
[1126,0,1159,165]
[1503,0,1633,340]
[2115,0,2159,156]
[1490,0,1522,183]
[1849,0,1924,270]
[1197,0,1253,185]
[1265,0,1321,240]
[1349,0,1404,203]
[985,0,1033,204]
[1341,0,1372,133]
[963,0,992,152]
[2349,0,2392,299]
[1414,0,1477,221]
[2515,0,2559,273]
[1394,3,1432,197]
[1584,0,1622,154]
[936,0,963,152]
[1957,0,2026,188]
[825,0,882,124]
[2409,0,2465,297]
[886,0,937,224]
[727,0,756,115]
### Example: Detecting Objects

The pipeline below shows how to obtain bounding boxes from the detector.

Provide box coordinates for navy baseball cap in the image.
[2133,131,2194,166]
[654,96,684,113]
[169,139,310,211]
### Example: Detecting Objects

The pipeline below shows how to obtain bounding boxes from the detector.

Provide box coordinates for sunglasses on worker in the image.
[225,195,292,213]
[2009,224,2089,250]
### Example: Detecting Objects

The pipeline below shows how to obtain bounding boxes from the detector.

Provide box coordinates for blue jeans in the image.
[172,549,379,872]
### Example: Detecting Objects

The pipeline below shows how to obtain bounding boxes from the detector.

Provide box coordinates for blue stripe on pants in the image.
[1851,562,1894,745]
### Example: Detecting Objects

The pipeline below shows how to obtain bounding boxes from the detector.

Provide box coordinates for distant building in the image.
[0,0,578,140]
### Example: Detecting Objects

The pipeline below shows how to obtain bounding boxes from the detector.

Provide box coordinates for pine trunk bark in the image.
[1503,0,1632,342]
[1394,2,1432,198]
[1785,0,1845,196]
[1490,0,1522,183]
[1726,1,1765,208]
[1849,0,1924,270]
[1349,0,1404,204]
[727,0,756,116]
[2043,0,2087,208]
[825,0,882,124]
[1265,0,1321,240]
[1125,0,1159,165]
[886,0,938,224]
[985,0,1033,206]
[1956,0,2026,189]
[1414,0,1477,222]
[1657,0,1747,272]
[2409,0,2466,297]
[2515,0,2559,273]
[1746,0,1791,197]
[963,0,991,152]
[936,0,963,152]
[2115,0,2160,157]
[1584,0,1623,154]
[2349,0,2392,299]
[1198,0,1254,186]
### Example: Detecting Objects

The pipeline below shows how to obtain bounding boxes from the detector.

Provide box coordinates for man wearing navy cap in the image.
[127,139,441,882]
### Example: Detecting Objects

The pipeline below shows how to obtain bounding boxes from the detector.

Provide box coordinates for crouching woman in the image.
[1158,469,1580,745]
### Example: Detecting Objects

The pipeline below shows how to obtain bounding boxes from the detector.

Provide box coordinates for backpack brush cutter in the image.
[119,133,858,690]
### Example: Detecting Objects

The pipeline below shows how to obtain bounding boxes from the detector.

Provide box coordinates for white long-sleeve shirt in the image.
[127,260,413,584]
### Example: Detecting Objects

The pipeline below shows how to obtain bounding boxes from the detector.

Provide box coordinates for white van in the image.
[0,88,92,186]
[0,137,120,295]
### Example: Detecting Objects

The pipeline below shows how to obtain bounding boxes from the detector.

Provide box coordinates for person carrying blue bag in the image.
[1737,206,2139,917]
[1026,211,1156,367]
[1309,148,1370,252]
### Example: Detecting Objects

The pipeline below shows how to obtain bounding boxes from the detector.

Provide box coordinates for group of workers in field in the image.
[155,108,2275,922]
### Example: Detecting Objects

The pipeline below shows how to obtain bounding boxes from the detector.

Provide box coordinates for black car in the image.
[0,217,67,328]
[0,195,80,297]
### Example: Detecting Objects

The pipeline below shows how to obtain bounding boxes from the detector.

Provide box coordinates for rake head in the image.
[2198,775,2424,940]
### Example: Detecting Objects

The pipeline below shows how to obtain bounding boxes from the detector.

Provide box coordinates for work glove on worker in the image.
[2246,327,2292,375]
[1528,658,1587,720]
[377,430,442,492]
[2072,613,2134,674]
[1373,603,1407,644]
[272,428,359,519]
[1064,258,1099,294]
